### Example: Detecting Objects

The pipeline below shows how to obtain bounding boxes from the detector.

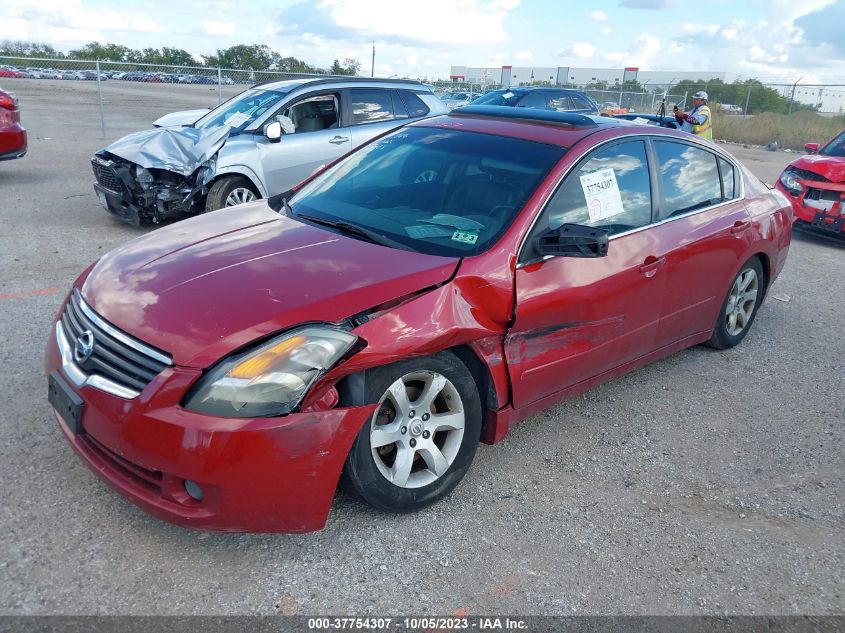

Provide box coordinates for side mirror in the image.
[265,121,283,142]
[534,223,609,258]
[804,142,820,154]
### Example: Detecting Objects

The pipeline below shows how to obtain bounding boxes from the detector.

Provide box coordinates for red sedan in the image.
[45,106,792,532]
[775,130,845,238]
[0,88,26,161]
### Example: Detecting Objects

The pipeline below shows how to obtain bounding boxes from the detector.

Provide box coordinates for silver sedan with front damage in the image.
[90,77,447,225]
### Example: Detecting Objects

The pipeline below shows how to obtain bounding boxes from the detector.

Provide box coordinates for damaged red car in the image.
[46,106,792,532]
[776,129,845,237]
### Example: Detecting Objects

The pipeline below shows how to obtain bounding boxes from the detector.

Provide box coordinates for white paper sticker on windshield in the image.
[224,112,251,128]
[579,168,625,222]
[503,92,514,99]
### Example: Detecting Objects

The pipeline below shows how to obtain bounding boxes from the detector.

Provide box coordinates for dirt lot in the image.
[0,79,843,616]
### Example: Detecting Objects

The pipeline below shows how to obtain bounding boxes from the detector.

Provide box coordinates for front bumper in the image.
[45,327,375,533]
[776,179,845,236]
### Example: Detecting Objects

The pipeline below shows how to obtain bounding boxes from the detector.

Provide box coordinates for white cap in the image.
[693,90,708,100]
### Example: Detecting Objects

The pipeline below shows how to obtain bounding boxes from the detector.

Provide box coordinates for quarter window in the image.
[350,89,394,124]
[654,141,722,219]
[533,140,653,240]
[400,91,430,117]
[718,157,737,200]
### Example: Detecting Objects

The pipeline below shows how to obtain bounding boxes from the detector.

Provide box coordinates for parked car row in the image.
[0,65,236,84]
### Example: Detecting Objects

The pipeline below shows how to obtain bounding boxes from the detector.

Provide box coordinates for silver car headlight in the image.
[779,169,802,195]
[183,326,358,418]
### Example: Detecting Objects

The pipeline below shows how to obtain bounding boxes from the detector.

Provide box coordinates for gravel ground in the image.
[0,80,842,616]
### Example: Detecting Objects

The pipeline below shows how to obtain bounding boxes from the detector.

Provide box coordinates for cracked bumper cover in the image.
[45,330,376,533]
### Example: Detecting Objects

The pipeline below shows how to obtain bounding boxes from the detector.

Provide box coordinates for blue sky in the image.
[2,0,843,82]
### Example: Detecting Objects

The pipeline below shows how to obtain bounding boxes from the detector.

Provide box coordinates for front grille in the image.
[806,187,842,202]
[60,290,171,396]
[91,158,123,193]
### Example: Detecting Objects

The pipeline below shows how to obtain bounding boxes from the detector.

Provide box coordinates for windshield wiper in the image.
[297,213,408,249]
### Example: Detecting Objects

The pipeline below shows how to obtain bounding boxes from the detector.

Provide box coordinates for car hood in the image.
[790,154,845,182]
[80,202,459,367]
[153,109,210,128]
[100,125,230,176]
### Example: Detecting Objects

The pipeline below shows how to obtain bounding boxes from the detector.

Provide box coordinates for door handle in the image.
[730,220,751,235]
[638,255,666,277]
[329,136,350,145]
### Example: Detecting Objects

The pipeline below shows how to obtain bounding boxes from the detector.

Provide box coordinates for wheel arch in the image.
[209,166,267,198]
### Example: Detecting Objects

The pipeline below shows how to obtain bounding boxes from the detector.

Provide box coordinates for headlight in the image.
[183,326,357,418]
[779,169,802,195]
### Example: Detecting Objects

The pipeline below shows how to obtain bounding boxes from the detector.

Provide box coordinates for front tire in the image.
[205,176,259,211]
[343,352,482,512]
[707,256,764,349]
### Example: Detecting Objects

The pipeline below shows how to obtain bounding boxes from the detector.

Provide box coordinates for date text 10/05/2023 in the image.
[306,617,528,630]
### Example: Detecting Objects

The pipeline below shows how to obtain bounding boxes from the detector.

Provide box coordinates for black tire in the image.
[707,256,765,350]
[205,176,259,212]
[342,351,482,512]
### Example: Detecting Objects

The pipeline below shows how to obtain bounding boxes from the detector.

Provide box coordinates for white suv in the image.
[91,78,448,224]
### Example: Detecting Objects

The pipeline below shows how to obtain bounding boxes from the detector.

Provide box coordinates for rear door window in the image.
[569,93,596,110]
[517,91,548,109]
[350,89,394,124]
[654,141,723,219]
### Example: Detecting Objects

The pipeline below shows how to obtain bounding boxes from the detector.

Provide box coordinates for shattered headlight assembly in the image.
[779,168,802,196]
[183,326,358,418]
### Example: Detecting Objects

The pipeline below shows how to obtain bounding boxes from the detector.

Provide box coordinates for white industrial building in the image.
[448,65,731,88]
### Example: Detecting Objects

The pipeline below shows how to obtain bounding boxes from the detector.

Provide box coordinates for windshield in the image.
[471,90,525,106]
[820,130,845,157]
[194,88,288,133]
[289,126,565,257]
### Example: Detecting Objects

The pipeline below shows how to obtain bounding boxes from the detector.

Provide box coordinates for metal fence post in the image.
[95,60,106,139]
[738,82,753,146]
[217,67,223,104]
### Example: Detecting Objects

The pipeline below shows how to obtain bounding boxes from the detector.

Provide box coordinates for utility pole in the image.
[371,41,375,78]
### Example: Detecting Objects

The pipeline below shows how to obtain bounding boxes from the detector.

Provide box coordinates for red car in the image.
[0,88,26,161]
[776,129,845,238]
[45,106,792,533]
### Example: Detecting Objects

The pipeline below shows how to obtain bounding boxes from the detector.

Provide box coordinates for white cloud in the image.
[571,42,596,58]
[589,10,608,21]
[203,20,235,36]
[515,50,533,60]
[681,22,719,36]
[627,33,661,68]
[600,26,612,36]
[317,0,520,44]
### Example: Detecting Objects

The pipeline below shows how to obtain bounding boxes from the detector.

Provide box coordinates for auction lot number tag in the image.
[579,168,624,222]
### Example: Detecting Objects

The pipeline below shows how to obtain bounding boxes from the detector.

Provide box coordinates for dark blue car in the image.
[471,87,599,114]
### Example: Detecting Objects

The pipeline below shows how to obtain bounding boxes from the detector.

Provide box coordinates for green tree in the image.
[139,47,197,66]
[68,41,140,62]
[202,44,277,70]
[329,57,360,76]
[274,55,320,73]
[0,40,64,58]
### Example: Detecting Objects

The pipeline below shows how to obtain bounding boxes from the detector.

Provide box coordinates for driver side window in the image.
[280,94,338,134]
[536,140,653,237]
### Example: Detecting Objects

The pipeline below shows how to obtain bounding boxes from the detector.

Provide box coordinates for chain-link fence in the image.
[3,55,845,150]
[0,55,331,140]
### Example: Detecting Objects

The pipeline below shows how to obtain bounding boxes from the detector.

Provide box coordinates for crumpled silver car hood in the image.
[102,126,230,176]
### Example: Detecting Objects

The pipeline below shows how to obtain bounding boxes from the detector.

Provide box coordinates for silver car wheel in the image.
[725,267,759,336]
[370,371,465,489]
[224,187,256,207]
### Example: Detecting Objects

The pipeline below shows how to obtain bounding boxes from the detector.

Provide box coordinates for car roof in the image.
[489,86,587,93]
[414,105,633,147]
[255,76,432,92]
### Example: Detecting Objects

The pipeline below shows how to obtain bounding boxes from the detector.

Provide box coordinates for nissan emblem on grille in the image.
[74,330,95,364]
